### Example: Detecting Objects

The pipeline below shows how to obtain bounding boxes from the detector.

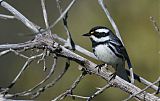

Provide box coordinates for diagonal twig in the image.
[0,0,40,33]
[41,0,52,36]
[87,84,111,101]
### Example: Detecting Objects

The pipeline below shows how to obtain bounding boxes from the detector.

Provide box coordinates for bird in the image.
[82,26,132,82]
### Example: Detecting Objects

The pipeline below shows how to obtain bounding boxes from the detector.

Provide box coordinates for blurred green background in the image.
[0,0,159,100]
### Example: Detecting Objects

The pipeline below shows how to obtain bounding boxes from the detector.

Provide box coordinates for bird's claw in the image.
[109,72,116,82]
[95,63,106,72]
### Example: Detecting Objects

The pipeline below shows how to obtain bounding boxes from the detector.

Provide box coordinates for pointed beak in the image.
[82,33,91,36]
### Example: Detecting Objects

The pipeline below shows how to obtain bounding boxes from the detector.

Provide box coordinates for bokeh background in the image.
[0,0,159,100]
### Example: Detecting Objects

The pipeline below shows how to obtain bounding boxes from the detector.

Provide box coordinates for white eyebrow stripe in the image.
[95,28,109,33]
[91,35,110,42]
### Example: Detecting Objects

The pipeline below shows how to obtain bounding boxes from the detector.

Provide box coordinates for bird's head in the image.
[82,26,111,42]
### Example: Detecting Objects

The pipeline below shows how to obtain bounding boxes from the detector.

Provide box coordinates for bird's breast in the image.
[94,44,123,65]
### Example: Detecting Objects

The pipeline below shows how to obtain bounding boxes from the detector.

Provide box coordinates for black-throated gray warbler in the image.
[83,26,132,82]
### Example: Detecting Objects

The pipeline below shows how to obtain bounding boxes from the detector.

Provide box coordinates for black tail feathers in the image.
[126,70,141,82]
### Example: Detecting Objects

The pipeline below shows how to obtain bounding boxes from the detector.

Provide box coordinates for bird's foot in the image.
[109,72,116,82]
[95,63,106,72]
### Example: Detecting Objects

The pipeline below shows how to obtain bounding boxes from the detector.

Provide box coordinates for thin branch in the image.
[0,41,40,51]
[0,50,11,56]
[0,0,40,33]
[37,48,49,71]
[9,49,29,59]
[41,0,49,29]
[36,56,57,86]
[41,0,52,36]
[67,94,89,100]
[14,56,57,97]
[30,60,70,98]
[98,0,122,42]
[0,53,43,95]
[46,0,76,31]
[52,72,86,101]
[0,14,15,19]
[87,84,111,101]
[56,0,75,50]
[52,34,97,59]
[124,77,160,101]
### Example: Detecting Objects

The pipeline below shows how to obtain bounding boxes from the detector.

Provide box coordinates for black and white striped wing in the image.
[108,35,132,68]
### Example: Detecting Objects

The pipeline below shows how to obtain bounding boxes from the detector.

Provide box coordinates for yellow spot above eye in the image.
[91,31,94,34]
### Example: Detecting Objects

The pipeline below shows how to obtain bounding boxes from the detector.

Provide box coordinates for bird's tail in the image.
[116,63,130,83]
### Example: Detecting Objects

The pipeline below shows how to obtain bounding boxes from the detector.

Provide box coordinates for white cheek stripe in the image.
[91,35,110,42]
[95,29,109,33]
